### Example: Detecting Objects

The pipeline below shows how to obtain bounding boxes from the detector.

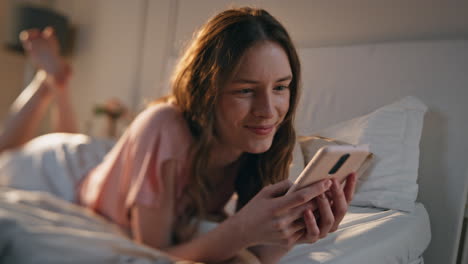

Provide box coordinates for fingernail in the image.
[324,180,332,189]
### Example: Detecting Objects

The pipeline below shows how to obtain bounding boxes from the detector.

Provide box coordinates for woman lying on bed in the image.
[0,7,357,264]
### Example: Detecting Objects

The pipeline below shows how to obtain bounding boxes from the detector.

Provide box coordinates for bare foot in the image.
[20,27,71,90]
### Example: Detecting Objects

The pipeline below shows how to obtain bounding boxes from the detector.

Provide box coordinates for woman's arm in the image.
[133,204,262,263]
[131,165,333,263]
[130,159,248,262]
[248,245,289,264]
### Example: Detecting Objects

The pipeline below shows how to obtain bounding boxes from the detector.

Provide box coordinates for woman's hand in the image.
[296,172,357,244]
[232,178,333,249]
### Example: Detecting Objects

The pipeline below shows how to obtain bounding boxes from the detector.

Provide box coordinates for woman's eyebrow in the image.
[232,75,292,83]
[276,75,292,82]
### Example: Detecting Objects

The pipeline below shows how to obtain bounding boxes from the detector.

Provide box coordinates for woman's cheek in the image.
[277,93,290,117]
[233,97,253,115]
[223,97,251,128]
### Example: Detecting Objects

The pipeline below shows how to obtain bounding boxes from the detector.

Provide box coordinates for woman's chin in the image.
[245,142,273,154]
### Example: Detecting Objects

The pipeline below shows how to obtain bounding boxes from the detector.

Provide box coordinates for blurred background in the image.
[1,0,467,137]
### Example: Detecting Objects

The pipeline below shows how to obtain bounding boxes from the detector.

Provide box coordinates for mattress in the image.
[280,203,431,264]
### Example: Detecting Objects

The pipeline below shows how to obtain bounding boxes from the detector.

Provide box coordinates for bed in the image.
[281,204,430,264]
[1,39,467,263]
[0,186,430,264]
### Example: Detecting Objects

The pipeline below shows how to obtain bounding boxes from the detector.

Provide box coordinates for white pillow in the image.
[307,96,427,212]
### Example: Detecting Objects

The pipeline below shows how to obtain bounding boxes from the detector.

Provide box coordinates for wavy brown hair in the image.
[164,7,301,242]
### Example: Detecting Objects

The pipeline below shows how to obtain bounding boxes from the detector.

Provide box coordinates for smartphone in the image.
[286,144,371,194]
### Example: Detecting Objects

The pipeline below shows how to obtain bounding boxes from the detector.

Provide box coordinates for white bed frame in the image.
[135,2,468,263]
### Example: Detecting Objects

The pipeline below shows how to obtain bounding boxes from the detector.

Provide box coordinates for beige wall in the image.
[0,0,152,137]
[52,0,149,136]
[140,0,468,103]
[0,0,26,123]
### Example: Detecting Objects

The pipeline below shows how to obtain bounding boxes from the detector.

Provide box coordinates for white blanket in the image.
[0,187,264,264]
[0,187,184,264]
[281,204,431,264]
[0,133,114,202]
[0,133,258,263]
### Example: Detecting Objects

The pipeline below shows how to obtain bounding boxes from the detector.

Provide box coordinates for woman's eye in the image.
[235,88,254,94]
[274,85,289,91]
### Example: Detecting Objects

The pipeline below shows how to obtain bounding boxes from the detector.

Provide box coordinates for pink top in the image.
[77,102,193,229]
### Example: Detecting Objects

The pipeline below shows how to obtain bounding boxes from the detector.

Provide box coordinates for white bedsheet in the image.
[0,187,180,264]
[0,187,255,264]
[0,186,430,264]
[281,203,431,264]
[0,133,431,264]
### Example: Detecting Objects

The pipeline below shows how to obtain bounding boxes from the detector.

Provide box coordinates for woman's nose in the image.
[252,92,274,118]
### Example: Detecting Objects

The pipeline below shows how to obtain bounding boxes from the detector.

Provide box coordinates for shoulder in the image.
[135,102,185,127]
[127,102,193,154]
[130,102,189,136]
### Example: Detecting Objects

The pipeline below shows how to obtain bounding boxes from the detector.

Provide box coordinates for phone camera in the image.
[328,153,350,174]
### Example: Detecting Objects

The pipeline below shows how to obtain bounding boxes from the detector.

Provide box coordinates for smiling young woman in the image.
[78,7,358,264]
[0,7,357,264]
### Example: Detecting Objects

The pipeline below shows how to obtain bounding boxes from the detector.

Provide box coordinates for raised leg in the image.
[0,27,78,153]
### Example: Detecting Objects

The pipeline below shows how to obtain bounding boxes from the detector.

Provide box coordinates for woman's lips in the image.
[245,125,275,135]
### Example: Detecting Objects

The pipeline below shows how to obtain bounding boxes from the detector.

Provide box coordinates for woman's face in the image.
[215,41,292,155]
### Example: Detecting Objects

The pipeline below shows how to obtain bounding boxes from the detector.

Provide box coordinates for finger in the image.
[274,218,305,247]
[317,193,334,238]
[282,200,317,225]
[262,179,292,198]
[275,179,332,214]
[343,173,357,203]
[303,208,320,243]
[286,228,305,248]
[292,228,304,244]
[329,178,348,232]
[281,219,305,239]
